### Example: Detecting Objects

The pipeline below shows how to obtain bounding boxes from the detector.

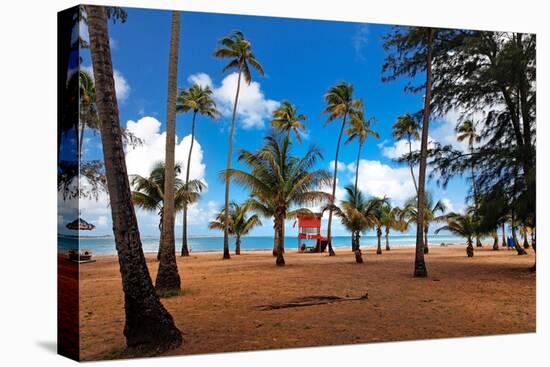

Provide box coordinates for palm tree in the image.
[271,100,307,143]
[85,5,181,350]
[456,119,482,247]
[404,193,447,254]
[327,185,381,263]
[208,201,262,255]
[392,113,420,192]
[130,162,205,259]
[364,197,388,255]
[156,11,182,293]
[322,82,363,256]
[380,204,406,251]
[176,84,219,256]
[76,69,99,161]
[520,225,530,249]
[345,109,379,196]
[226,134,332,265]
[214,30,264,260]
[436,212,477,257]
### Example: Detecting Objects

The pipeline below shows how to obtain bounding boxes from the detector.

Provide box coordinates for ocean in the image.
[58,234,471,255]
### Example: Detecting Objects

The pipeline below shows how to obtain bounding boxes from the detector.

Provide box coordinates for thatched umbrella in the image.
[66,217,96,231]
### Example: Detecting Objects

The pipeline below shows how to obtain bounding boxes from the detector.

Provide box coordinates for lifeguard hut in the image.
[294,213,329,253]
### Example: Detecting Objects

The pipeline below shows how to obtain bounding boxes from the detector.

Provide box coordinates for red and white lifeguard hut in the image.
[294,213,329,253]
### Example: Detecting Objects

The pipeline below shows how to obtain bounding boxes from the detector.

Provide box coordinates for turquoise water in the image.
[58,234,471,255]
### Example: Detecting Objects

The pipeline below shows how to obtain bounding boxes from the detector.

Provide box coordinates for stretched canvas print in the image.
[58,4,536,362]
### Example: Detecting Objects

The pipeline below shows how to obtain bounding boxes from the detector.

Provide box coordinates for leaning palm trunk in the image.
[354,142,363,198]
[86,5,182,350]
[156,11,182,292]
[511,209,527,255]
[223,65,243,260]
[413,28,434,278]
[385,229,390,251]
[181,111,198,257]
[326,113,348,257]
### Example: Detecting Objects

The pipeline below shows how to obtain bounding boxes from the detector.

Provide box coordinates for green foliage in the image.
[271,100,307,143]
[213,30,264,84]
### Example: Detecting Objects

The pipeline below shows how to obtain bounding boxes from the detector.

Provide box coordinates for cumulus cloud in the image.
[187,72,279,129]
[352,159,417,205]
[81,65,131,102]
[72,116,210,236]
[381,138,422,160]
[125,116,206,183]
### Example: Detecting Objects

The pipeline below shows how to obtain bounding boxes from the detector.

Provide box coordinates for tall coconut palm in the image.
[208,201,262,255]
[76,69,99,161]
[436,212,477,257]
[380,203,406,251]
[456,119,482,247]
[130,162,205,259]
[322,82,363,256]
[404,193,447,254]
[226,134,332,265]
[214,30,264,260]
[176,84,219,256]
[85,4,181,350]
[156,11,182,293]
[271,100,307,143]
[392,113,420,192]
[345,109,379,196]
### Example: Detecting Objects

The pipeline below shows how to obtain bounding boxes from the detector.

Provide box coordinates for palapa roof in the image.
[66,218,96,231]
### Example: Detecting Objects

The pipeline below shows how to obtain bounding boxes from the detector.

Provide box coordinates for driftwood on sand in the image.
[256,293,369,311]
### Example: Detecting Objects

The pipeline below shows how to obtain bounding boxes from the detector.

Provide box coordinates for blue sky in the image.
[70,7,471,237]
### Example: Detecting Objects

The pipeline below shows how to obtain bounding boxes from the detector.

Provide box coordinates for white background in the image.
[0,0,547,365]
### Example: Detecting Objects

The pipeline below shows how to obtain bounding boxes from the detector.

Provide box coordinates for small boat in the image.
[67,249,95,263]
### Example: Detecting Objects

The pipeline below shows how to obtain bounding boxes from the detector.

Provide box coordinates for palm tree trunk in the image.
[327,112,348,257]
[470,150,482,248]
[181,111,197,257]
[354,232,364,263]
[408,137,418,193]
[522,227,530,249]
[511,209,527,255]
[275,211,285,266]
[466,237,474,257]
[272,221,278,257]
[235,235,241,255]
[86,5,182,350]
[414,28,434,278]
[385,228,390,251]
[423,224,429,254]
[354,142,363,197]
[492,232,499,251]
[223,65,243,260]
[78,123,85,163]
[376,227,382,255]
[156,11,182,292]
[501,222,506,248]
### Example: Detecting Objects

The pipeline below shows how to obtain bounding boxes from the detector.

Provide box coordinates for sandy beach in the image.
[73,245,535,360]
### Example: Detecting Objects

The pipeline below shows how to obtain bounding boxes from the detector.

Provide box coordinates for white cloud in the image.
[188,72,279,130]
[352,24,369,61]
[125,116,206,183]
[81,65,131,102]
[381,138,422,159]
[352,159,417,205]
[73,116,211,235]
[329,160,348,173]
